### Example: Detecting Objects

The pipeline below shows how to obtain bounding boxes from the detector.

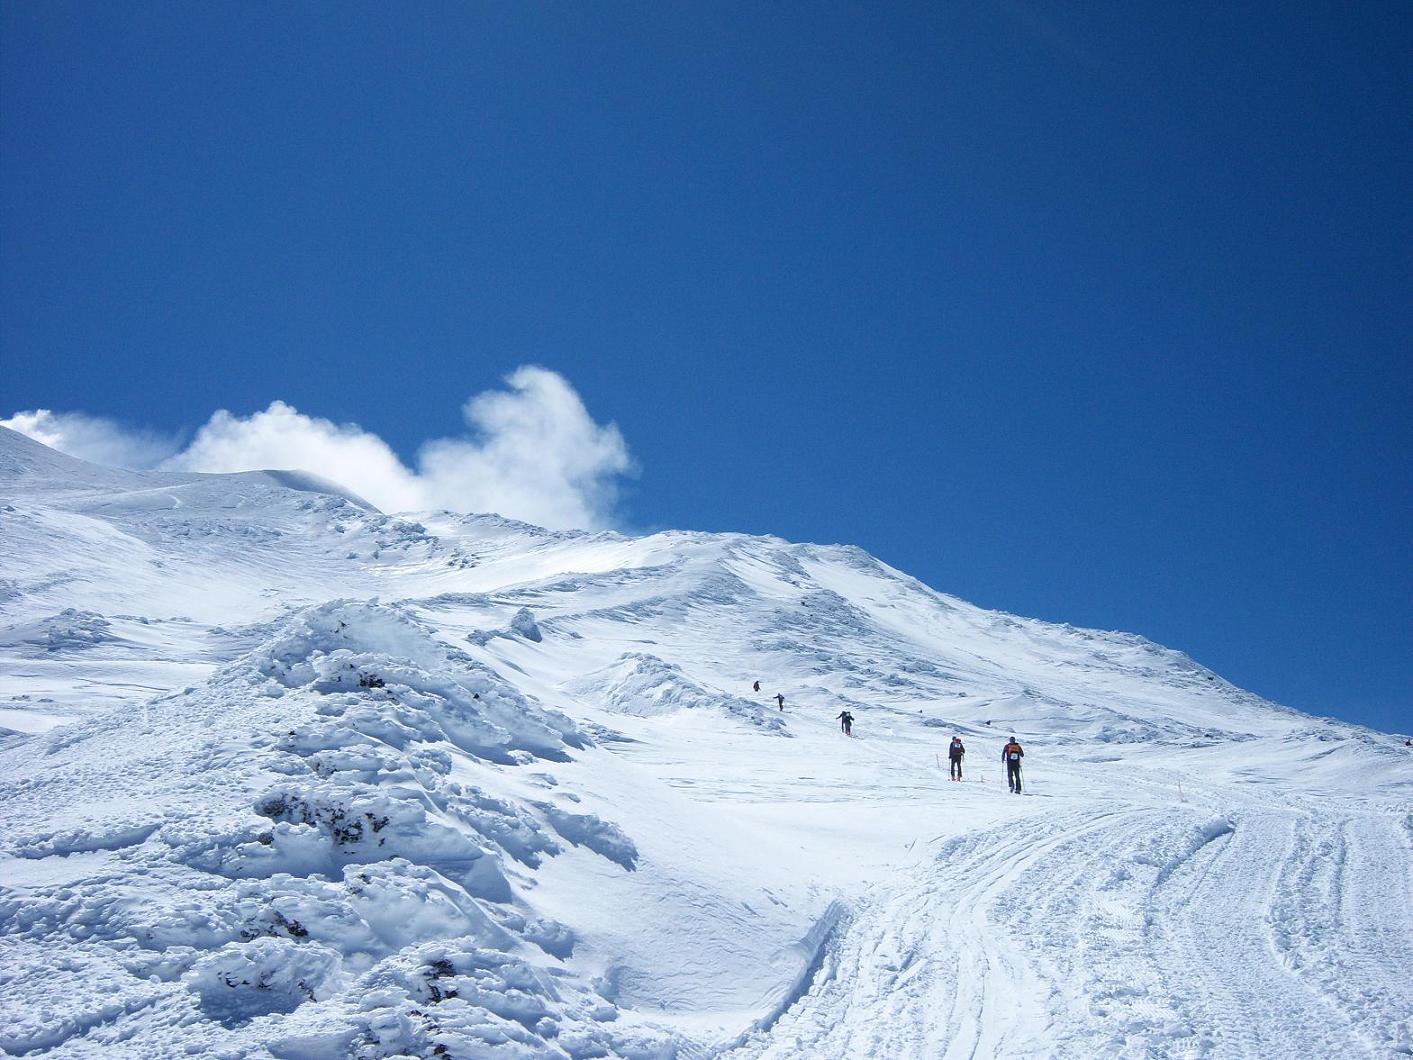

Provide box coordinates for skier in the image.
[1002,736,1024,793]
[753,680,761,693]
[837,710,854,736]
[948,736,965,780]
[776,692,785,711]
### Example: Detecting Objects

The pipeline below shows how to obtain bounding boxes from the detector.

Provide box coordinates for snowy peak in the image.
[0,423,158,493]
[0,425,1347,742]
[0,423,379,510]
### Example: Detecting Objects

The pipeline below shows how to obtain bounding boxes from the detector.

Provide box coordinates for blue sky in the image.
[2,1,1409,734]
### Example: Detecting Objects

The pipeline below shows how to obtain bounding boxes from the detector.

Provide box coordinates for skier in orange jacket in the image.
[1002,737,1024,793]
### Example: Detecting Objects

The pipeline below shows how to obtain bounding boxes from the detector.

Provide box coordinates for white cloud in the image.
[0,409,179,469]
[4,367,636,529]
[164,401,427,513]
[418,366,634,530]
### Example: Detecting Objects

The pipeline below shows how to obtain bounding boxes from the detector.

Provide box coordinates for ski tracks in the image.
[992,807,1200,1057]
[720,803,1413,1060]
[721,810,1116,1060]
[1268,811,1413,1055]
[1146,812,1359,1058]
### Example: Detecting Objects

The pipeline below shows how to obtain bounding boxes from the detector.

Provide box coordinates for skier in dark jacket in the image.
[837,710,854,736]
[753,680,761,693]
[1002,737,1024,793]
[776,692,785,711]
[948,736,965,780]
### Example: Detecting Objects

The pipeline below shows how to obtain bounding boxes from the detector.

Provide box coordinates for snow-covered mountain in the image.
[1,424,1409,1059]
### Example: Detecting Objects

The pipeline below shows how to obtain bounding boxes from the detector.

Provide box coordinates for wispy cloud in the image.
[162,399,424,512]
[417,366,636,530]
[3,366,636,530]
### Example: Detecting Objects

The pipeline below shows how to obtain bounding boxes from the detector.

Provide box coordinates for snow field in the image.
[2,427,1411,1058]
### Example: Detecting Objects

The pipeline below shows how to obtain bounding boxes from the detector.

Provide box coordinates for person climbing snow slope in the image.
[948,736,965,780]
[1002,736,1024,793]
[837,710,854,736]
[776,692,785,711]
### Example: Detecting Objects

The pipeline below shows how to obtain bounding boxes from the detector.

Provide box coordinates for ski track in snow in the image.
[726,798,1413,1059]
[2,426,1412,1059]
[1265,813,1413,1056]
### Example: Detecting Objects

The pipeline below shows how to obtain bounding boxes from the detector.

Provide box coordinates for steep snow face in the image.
[1,429,1411,1059]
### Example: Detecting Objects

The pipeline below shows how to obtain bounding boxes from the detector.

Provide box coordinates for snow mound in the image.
[0,600,668,1058]
[509,607,544,643]
[250,600,583,763]
[568,651,787,732]
[186,935,343,1020]
[537,804,639,870]
[466,606,547,647]
[0,608,115,654]
[251,468,381,511]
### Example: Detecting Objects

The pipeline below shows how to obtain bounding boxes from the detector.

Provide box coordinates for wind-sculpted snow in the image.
[466,606,547,648]
[567,652,787,732]
[248,600,582,764]
[0,609,114,655]
[2,429,1412,1058]
[0,600,672,1058]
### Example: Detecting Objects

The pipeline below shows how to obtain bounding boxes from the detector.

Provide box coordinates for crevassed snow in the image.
[1,424,1410,1059]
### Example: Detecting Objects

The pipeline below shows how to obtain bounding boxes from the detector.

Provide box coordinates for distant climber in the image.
[837,710,854,736]
[776,692,785,711]
[1002,736,1024,793]
[753,680,761,693]
[948,736,965,780]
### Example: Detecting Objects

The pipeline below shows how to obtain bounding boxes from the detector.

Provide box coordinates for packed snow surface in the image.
[0,425,1409,1059]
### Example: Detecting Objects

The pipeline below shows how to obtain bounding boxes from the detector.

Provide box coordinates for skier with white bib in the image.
[1002,736,1024,793]
[948,736,965,780]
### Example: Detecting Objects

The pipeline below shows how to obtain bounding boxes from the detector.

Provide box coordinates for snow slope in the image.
[1,425,1410,1059]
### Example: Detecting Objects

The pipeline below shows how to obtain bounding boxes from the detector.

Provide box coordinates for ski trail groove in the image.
[721,809,1127,1060]
[719,800,1413,1060]
[1268,812,1413,1055]
[1149,812,1379,1058]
